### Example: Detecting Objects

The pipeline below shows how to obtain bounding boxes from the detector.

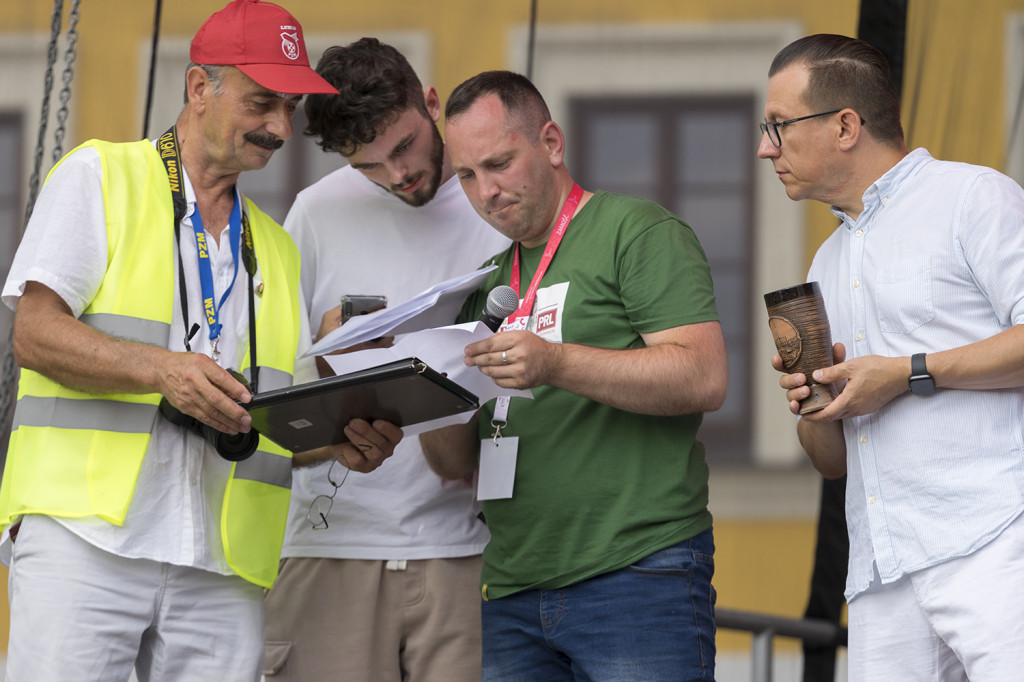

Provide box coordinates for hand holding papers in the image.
[324,322,533,436]
[305,265,498,357]
[303,265,531,440]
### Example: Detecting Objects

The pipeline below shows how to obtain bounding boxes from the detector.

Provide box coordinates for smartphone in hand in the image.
[340,294,387,323]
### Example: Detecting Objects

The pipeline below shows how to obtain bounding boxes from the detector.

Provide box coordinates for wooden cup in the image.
[764,281,837,414]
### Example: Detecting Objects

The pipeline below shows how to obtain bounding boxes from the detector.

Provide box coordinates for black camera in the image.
[158,369,259,462]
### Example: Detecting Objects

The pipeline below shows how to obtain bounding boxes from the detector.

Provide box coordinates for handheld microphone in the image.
[478,285,520,332]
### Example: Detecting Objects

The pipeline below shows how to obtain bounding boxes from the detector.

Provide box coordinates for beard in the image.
[388,124,445,207]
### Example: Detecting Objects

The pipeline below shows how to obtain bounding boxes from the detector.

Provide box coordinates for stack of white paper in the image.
[303,264,498,357]
[324,321,533,436]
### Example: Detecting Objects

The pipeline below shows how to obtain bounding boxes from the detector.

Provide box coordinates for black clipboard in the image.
[245,357,479,452]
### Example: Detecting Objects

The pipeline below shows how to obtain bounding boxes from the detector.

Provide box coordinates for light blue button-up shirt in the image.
[808,148,1024,601]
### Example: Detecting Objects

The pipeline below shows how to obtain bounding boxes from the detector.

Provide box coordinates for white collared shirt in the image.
[809,148,1024,600]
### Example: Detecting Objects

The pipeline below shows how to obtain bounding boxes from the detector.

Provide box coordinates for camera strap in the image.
[157,126,259,392]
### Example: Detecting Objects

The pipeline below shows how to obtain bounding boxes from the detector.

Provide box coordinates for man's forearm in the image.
[797,418,847,478]
[549,336,727,415]
[420,414,480,480]
[15,281,253,434]
[926,324,1024,390]
[14,281,169,396]
[546,320,728,416]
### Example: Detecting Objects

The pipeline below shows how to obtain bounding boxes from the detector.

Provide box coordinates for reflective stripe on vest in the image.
[243,366,291,393]
[12,395,156,433]
[234,449,292,488]
[81,313,169,347]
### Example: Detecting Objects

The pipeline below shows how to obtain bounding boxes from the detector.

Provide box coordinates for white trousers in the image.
[5,514,265,682]
[848,511,1024,681]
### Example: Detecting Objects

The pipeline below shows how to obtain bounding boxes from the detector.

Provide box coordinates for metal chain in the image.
[1,0,82,459]
[23,0,64,226]
[0,322,17,456]
[52,0,82,164]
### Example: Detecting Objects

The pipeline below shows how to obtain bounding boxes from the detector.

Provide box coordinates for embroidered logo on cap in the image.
[280,25,300,61]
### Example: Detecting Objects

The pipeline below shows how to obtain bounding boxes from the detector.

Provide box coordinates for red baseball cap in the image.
[190,0,338,95]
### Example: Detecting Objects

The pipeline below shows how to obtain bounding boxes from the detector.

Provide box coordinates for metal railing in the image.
[716,608,847,682]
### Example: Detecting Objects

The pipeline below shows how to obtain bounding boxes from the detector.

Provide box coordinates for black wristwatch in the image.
[909,353,935,396]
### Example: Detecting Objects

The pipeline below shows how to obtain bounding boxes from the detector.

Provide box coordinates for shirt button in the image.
[855,332,864,341]
[882,197,890,205]
[853,279,861,288]
[868,496,877,504]
[855,229,864,237]
[860,435,868,444]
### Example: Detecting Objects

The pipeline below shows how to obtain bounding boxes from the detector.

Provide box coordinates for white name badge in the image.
[477,436,518,500]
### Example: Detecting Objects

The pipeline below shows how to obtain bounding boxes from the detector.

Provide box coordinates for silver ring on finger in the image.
[502,350,508,366]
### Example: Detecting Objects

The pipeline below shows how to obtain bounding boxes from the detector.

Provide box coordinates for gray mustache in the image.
[245,133,284,150]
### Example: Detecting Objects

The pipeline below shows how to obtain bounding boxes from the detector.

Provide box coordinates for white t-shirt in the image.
[282,165,509,559]
[1,145,316,574]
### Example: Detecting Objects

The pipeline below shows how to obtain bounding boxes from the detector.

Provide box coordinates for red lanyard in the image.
[504,183,583,329]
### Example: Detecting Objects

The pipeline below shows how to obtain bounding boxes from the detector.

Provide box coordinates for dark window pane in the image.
[0,124,19,199]
[707,270,746,338]
[0,112,23,395]
[676,191,747,263]
[570,96,754,464]
[677,110,749,184]
[587,113,659,187]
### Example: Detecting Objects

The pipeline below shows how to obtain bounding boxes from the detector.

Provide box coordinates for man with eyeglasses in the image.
[759,33,1024,681]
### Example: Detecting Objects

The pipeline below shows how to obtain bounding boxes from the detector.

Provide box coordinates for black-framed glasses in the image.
[306,458,350,530]
[759,109,843,148]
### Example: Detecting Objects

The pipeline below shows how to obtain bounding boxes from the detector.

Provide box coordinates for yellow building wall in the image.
[3,0,861,146]
[11,0,1024,291]
[3,0,1024,661]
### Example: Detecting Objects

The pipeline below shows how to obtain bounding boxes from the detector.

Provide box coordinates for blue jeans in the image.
[482,528,717,682]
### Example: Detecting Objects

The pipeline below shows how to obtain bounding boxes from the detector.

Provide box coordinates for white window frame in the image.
[1004,13,1024,183]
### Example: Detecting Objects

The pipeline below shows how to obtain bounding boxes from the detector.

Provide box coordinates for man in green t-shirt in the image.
[421,70,728,681]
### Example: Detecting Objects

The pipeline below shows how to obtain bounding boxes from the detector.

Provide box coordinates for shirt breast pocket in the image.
[875,256,935,334]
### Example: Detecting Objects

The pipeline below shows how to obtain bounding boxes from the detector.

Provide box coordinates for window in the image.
[571,96,755,463]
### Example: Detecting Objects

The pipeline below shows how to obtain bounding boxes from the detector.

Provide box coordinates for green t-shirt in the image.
[460,190,719,600]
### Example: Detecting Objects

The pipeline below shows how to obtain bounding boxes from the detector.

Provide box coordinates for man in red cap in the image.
[0,2,400,680]
[190,0,339,99]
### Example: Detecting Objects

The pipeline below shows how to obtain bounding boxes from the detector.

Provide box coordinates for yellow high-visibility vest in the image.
[0,138,301,588]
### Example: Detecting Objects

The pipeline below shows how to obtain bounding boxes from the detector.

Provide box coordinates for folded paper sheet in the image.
[324,321,533,436]
[304,265,498,357]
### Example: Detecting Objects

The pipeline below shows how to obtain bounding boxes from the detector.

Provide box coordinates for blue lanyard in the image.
[158,126,260,391]
[188,192,242,348]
